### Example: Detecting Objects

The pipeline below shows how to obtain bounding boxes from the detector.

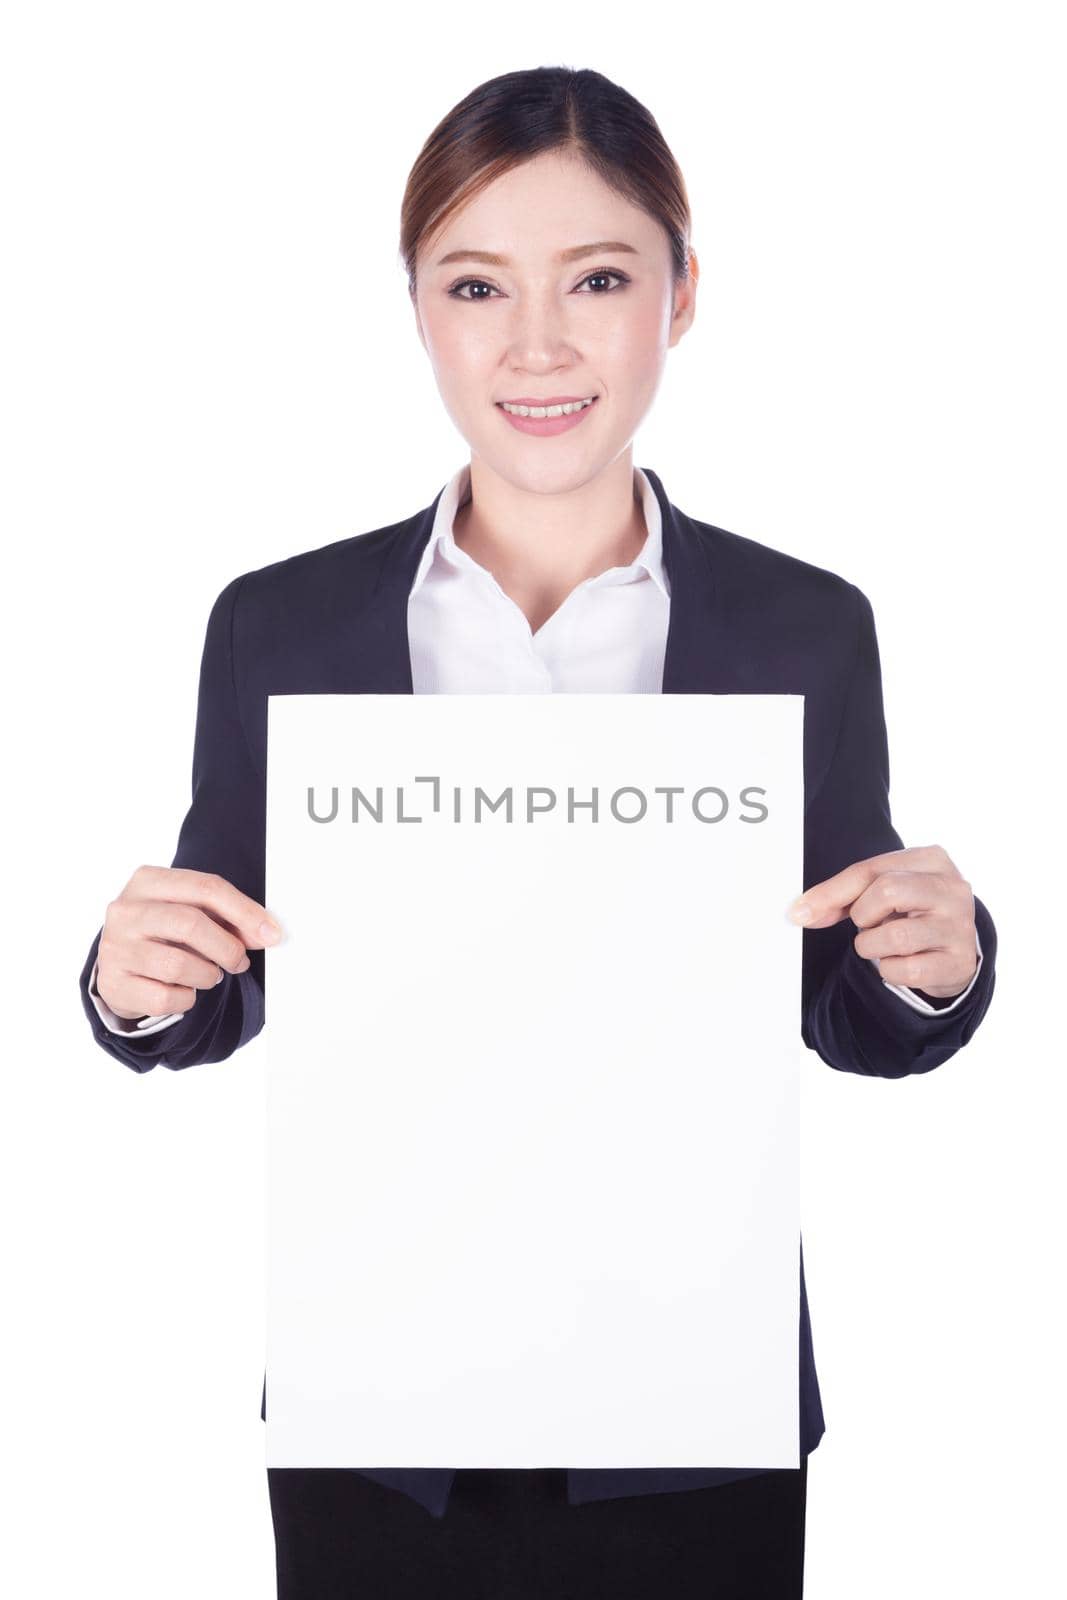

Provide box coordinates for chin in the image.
[495,453,609,493]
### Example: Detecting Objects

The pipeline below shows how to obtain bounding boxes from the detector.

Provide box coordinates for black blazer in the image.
[79,466,997,1518]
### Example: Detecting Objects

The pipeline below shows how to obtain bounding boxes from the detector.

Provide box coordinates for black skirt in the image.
[267,1458,808,1599]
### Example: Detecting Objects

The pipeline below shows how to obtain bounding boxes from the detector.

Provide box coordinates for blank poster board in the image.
[264,693,805,1469]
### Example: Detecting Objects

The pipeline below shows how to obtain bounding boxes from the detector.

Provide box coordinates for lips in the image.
[496,394,599,437]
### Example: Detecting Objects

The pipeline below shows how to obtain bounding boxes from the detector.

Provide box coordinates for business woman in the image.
[80,64,997,1600]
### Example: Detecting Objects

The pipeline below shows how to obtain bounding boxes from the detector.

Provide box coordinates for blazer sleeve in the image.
[800,582,997,1079]
[78,574,267,1072]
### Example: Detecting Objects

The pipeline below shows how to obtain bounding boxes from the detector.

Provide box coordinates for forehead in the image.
[426,153,661,263]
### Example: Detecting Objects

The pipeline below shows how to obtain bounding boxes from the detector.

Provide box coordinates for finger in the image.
[853,910,956,963]
[788,845,949,929]
[872,948,972,993]
[848,869,956,931]
[104,970,200,1019]
[134,899,258,976]
[130,865,282,948]
[128,933,237,998]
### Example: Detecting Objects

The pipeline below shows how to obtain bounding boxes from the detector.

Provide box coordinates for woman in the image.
[81,64,997,1600]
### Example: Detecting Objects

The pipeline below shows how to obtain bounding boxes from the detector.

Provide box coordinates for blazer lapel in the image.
[344,485,444,695]
[643,466,728,695]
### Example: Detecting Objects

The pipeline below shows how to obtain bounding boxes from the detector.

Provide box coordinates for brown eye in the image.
[577,271,629,294]
[447,269,630,301]
[448,279,498,301]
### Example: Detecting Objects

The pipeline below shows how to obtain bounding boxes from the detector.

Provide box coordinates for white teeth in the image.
[500,397,595,418]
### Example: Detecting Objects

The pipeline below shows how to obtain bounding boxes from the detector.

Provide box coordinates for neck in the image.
[452,451,648,607]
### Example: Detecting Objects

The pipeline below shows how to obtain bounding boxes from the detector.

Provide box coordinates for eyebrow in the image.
[434,240,640,268]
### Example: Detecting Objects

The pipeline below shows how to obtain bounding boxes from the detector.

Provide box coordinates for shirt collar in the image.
[408,462,670,603]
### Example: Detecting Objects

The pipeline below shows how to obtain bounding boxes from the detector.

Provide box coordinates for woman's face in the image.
[412,150,697,494]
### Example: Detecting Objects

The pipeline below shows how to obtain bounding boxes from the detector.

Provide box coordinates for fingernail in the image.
[787,899,812,925]
[260,920,281,944]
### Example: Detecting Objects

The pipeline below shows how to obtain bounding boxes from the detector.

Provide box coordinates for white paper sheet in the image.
[264,693,805,1468]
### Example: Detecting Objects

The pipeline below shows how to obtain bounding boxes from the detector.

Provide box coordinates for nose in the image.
[504,292,580,369]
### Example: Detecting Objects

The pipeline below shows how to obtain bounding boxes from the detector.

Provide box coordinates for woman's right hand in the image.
[95,864,282,1021]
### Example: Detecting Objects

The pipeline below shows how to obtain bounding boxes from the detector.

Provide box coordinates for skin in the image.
[94,151,976,1021]
[787,846,979,1000]
[411,148,698,635]
[96,867,280,1021]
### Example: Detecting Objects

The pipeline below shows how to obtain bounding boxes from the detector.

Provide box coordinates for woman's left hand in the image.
[787,844,979,998]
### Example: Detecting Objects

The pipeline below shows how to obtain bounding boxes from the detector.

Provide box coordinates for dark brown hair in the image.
[398,66,692,299]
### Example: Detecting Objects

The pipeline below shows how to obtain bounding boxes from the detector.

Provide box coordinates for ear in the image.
[411,284,426,351]
[669,249,699,346]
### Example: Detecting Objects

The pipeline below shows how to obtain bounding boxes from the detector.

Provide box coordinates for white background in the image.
[3,1,1062,1595]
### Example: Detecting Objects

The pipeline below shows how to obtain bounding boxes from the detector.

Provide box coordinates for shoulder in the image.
[204,511,421,652]
[238,516,412,602]
[687,510,873,638]
[700,512,870,604]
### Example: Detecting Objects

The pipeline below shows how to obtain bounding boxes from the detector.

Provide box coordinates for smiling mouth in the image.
[496,396,598,418]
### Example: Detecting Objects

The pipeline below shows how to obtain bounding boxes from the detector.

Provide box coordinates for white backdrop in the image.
[4,2,1062,1595]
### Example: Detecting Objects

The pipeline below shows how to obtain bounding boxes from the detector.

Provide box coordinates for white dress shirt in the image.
[89,462,982,1034]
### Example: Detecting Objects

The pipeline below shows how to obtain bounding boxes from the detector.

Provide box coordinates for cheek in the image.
[428,322,495,392]
[600,302,668,371]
